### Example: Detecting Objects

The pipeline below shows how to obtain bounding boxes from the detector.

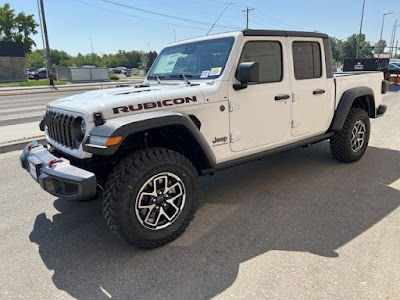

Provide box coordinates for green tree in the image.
[330,37,344,64]
[26,49,45,67]
[0,3,38,52]
[374,39,387,54]
[147,51,158,67]
[50,49,71,66]
[341,34,373,59]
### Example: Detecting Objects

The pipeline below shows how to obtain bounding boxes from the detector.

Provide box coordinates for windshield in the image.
[147,37,234,80]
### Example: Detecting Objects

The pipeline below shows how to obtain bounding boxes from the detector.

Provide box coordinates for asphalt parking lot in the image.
[0,87,399,299]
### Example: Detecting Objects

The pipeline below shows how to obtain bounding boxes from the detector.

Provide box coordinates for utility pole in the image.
[396,39,399,57]
[39,0,54,85]
[242,7,254,30]
[356,0,366,58]
[36,0,48,80]
[378,11,394,59]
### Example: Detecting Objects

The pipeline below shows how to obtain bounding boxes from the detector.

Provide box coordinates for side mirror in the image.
[234,62,260,90]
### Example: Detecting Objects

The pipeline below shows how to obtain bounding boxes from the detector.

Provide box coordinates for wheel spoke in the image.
[144,206,158,225]
[160,207,175,221]
[165,182,181,194]
[166,191,183,204]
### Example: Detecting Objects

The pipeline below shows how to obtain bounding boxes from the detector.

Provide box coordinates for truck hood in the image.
[48,83,206,120]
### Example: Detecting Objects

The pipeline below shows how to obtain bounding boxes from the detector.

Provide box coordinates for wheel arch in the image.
[84,111,215,172]
[329,87,375,131]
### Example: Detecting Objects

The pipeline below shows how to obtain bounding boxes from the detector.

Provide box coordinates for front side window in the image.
[238,41,282,83]
[147,37,234,80]
[292,41,322,80]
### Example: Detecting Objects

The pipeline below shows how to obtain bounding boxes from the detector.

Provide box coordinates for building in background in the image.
[0,41,27,82]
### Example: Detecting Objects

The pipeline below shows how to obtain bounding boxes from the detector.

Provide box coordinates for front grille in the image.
[46,110,78,149]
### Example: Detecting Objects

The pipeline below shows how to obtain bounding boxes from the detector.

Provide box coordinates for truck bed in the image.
[334,72,384,110]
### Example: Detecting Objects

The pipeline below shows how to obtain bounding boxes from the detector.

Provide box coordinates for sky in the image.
[7,0,400,55]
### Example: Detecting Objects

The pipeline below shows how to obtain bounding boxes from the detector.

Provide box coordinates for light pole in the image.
[356,0,366,58]
[206,2,235,35]
[89,38,94,64]
[390,21,400,58]
[377,11,394,59]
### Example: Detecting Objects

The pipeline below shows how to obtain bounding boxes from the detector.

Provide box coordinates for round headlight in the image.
[80,119,86,135]
[71,117,86,143]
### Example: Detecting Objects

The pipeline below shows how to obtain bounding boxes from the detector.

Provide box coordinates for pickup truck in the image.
[20,30,388,248]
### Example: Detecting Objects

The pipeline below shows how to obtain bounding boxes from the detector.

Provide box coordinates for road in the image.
[0,88,399,299]
[0,91,82,126]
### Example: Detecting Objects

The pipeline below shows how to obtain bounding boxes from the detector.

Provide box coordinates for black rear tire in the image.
[102,148,200,248]
[330,108,370,163]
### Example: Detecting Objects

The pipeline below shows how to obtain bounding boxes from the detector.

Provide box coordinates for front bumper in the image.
[20,141,97,201]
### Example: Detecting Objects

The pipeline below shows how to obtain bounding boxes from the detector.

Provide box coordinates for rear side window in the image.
[238,41,282,83]
[292,41,322,80]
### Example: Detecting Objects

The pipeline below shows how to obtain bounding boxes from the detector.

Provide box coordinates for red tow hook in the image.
[27,144,36,151]
[48,159,58,168]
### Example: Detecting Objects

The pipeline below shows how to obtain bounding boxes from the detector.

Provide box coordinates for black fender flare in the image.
[329,87,375,131]
[83,111,216,167]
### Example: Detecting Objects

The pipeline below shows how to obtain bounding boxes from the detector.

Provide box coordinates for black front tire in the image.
[102,148,200,248]
[330,108,370,163]
[34,75,39,80]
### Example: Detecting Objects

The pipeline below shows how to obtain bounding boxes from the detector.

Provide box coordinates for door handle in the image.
[274,94,290,101]
[313,89,326,95]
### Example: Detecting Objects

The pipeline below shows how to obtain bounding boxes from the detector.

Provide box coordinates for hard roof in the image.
[242,29,329,39]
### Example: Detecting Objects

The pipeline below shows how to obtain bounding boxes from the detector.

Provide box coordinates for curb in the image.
[0,137,46,154]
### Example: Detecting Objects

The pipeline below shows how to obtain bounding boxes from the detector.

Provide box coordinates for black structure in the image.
[0,41,25,57]
[0,41,27,82]
[343,58,390,72]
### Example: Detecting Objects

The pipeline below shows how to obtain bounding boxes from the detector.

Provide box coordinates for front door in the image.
[228,37,291,152]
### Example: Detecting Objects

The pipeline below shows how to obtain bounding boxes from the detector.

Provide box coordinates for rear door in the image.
[288,38,331,137]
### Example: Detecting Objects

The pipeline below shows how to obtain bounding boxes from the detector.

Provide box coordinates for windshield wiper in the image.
[170,74,192,84]
[147,75,165,84]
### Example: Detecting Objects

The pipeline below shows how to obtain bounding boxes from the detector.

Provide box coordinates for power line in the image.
[252,12,310,31]
[100,0,240,30]
[70,0,207,31]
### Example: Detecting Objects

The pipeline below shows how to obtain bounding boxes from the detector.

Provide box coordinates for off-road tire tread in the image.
[330,108,370,163]
[102,148,199,248]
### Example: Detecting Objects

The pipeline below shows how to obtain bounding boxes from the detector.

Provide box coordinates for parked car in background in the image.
[29,68,47,80]
[388,63,400,74]
[111,67,127,74]
[389,59,400,65]
[125,68,132,76]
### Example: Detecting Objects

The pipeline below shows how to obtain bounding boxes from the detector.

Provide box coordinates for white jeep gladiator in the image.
[21,30,388,248]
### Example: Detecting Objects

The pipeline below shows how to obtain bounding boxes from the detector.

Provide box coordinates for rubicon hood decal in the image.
[113,96,198,114]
